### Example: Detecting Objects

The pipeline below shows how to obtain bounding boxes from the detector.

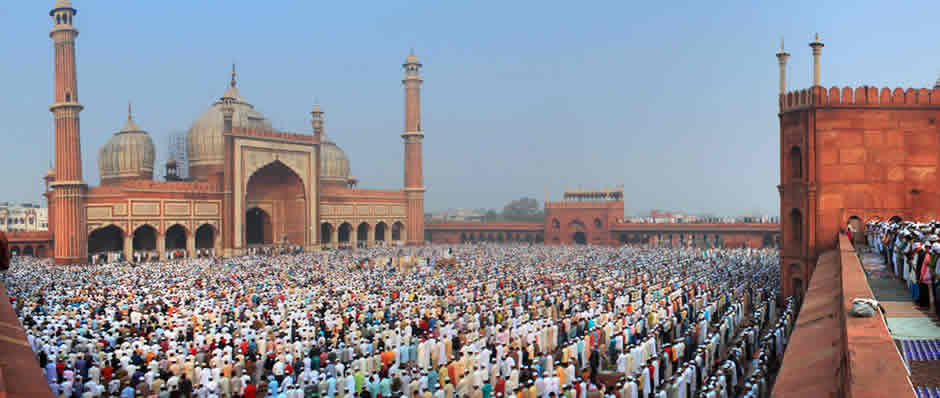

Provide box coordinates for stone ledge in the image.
[772,234,915,398]
[0,283,52,398]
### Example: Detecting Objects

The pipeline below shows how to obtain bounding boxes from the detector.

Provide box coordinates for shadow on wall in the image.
[0,231,8,270]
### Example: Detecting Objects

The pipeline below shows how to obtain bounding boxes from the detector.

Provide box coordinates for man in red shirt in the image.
[244,381,257,398]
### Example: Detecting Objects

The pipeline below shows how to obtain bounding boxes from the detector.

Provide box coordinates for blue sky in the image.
[2,1,939,216]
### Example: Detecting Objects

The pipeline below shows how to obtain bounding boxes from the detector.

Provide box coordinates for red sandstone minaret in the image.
[402,51,426,245]
[49,0,88,265]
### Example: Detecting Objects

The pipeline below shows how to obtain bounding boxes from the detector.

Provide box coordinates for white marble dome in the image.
[99,117,155,184]
[186,83,272,170]
[320,134,350,184]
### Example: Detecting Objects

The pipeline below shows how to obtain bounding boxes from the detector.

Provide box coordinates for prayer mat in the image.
[901,340,940,361]
[915,386,940,398]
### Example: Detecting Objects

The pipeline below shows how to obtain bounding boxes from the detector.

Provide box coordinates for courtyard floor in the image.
[859,248,940,395]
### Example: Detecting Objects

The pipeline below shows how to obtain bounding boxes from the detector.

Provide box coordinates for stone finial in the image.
[231,63,237,88]
[776,39,790,95]
[809,33,824,87]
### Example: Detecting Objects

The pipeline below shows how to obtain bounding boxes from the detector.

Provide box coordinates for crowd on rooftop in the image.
[867,219,940,317]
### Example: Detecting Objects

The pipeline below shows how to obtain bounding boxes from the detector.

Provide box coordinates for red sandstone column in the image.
[49,2,87,265]
[43,171,55,256]
[402,52,426,245]
[312,105,324,249]
[222,99,235,256]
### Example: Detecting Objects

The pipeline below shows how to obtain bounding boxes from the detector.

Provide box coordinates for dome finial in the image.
[231,63,237,88]
[128,101,132,121]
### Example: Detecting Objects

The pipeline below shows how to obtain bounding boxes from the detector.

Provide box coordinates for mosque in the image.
[43,0,426,264]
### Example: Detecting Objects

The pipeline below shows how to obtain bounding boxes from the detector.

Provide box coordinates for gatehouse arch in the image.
[244,160,307,247]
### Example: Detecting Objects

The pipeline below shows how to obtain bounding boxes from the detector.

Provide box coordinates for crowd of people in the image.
[867,219,940,317]
[2,244,793,398]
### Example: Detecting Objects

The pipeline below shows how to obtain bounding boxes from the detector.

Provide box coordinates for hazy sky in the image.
[2,1,940,216]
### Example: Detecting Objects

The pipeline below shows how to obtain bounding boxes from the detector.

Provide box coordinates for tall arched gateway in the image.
[244,161,306,246]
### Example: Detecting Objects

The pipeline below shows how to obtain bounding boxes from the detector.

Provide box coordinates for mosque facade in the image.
[44,1,425,264]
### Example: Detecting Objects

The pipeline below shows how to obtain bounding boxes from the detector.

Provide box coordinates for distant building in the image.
[427,187,780,247]
[429,208,486,222]
[0,203,48,232]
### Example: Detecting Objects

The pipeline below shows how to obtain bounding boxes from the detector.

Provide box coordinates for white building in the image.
[0,203,48,232]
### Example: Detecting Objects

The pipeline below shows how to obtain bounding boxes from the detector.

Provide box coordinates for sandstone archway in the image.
[375,222,387,242]
[89,225,124,255]
[165,224,187,252]
[246,207,273,245]
[133,225,157,251]
[320,223,334,244]
[245,160,306,246]
[195,224,215,249]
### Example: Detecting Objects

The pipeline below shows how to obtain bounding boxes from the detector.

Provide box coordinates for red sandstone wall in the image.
[544,201,623,245]
[779,85,940,298]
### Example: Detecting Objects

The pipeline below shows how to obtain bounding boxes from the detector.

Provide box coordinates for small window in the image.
[65,92,71,102]
[789,146,802,179]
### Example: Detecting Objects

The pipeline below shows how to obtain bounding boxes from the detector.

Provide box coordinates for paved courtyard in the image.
[859,249,940,392]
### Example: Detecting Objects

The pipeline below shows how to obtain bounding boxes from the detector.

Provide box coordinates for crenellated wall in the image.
[779,84,940,298]
[780,86,940,112]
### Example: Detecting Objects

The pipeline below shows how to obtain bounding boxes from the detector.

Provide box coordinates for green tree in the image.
[502,197,544,221]
[484,209,501,221]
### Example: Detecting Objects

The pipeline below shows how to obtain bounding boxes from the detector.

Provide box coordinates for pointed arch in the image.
[88,224,125,255]
[246,207,273,245]
[195,224,216,249]
[375,222,388,242]
[338,222,353,243]
[357,222,370,243]
[321,222,334,244]
[165,224,188,252]
[790,208,803,247]
[568,219,586,231]
[245,159,307,246]
[133,224,158,251]
[789,146,802,179]
[392,221,404,241]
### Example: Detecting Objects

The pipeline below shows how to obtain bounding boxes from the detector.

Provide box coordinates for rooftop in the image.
[772,234,919,398]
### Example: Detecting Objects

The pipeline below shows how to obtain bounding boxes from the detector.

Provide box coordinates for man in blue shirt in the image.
[120,385,136,398]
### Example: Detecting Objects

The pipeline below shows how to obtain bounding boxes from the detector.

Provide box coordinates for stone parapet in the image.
[772,233,914,398]
[780,86,940,113]
[0,284,53,398]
